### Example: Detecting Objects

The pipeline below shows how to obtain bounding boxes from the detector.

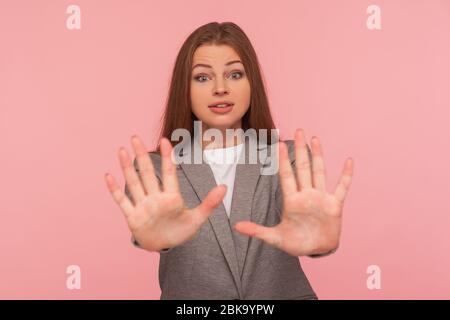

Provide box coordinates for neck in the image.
[200,122,244,150]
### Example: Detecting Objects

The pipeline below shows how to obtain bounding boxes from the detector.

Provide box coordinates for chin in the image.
[205,119,240,130]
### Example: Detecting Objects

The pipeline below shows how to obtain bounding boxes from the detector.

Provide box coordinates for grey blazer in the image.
[125,134,332,300]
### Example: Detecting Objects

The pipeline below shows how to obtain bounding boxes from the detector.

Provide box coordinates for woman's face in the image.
[190,44,251,134]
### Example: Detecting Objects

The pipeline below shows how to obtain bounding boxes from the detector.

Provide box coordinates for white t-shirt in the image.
[203,143,244,219]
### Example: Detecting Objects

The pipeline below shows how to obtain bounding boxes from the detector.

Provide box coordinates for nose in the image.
[213,78,229,95]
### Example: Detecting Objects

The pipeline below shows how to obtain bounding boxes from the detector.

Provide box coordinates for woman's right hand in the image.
[105,135,227,252]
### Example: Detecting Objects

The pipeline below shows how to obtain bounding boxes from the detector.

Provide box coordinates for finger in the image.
[279,141,298,197]
[334,157,354,204]
[310,136,327,191]
[160,137,181,194]
[194,184,228,222]
[234,221,282,249]
[131,135,161,194]
[104,173,134,218]
[294,128,312,189]
[119,147,146,203]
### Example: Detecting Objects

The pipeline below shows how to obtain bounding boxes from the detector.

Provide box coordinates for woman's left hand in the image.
[234,129,354,257]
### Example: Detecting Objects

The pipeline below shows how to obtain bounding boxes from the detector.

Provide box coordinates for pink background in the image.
[1,0,449,299]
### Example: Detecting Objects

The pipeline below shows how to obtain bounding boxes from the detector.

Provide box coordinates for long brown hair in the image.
[154,22,278,153]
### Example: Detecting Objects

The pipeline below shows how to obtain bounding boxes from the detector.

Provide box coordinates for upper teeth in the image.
[215,104,229,107]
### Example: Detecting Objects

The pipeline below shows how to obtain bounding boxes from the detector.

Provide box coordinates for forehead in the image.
[192,44,241,64]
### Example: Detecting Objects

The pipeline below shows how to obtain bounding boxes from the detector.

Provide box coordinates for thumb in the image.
[195,184,228,222]
[234,221,282,249]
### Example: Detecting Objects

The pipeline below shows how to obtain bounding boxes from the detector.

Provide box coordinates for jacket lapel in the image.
[177,136,242,296]
[177,132,273,296]
[228,138,270,278]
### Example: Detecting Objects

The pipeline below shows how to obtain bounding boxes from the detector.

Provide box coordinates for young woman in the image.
[104,22,354,299]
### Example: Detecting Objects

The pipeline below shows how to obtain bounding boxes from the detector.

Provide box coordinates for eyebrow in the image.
[192,60,243,70]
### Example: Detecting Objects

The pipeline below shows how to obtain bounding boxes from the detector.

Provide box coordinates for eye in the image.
[193,74,209,82]
[193,71,244,82]
[229,71,244,80]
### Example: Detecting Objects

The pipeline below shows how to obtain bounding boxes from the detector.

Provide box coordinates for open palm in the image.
[105,135,227,252]
[234,129,354,257]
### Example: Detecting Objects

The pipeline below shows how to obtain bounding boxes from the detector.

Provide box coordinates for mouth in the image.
[208,101,234,114]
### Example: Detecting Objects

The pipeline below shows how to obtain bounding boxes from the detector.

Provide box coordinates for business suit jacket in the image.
[125,134,327,300]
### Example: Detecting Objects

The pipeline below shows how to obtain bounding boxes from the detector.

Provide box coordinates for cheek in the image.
[233,81,251,111]
[190,85,207,111]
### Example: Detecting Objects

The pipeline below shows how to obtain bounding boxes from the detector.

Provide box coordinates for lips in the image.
[208,101,234,108]
[208,102,234,114]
